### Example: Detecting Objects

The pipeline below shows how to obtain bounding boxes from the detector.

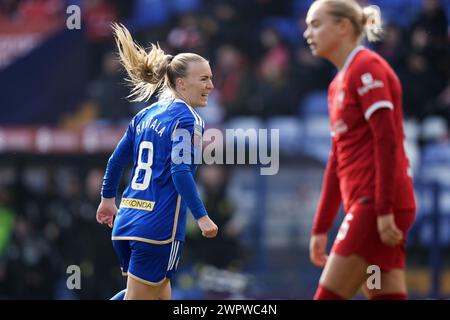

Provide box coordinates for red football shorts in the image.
[331,205,416,271]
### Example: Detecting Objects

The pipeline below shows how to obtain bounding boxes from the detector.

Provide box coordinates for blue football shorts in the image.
[112,239,184,285]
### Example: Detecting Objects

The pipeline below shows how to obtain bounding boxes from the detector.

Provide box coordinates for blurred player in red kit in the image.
[303,0,416,300]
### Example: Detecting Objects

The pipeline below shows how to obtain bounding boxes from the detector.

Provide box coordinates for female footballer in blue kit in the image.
[96,23,218,300]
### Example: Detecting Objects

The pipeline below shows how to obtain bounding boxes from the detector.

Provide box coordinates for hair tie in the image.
[166,55,174,64]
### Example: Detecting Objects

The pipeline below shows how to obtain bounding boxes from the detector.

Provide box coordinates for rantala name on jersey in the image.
[135,116,166,137]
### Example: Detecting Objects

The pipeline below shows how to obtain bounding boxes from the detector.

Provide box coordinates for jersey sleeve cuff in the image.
[192,210,208,220]
[311,226,329,235]
[101,189,116,198]
[375,206,394,216]
[364,100,394,120]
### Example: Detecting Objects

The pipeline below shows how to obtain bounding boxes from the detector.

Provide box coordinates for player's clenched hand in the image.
[377,213,403,247]
[197,215,218,238]
[96,197,118,228]
[309,234,328,267]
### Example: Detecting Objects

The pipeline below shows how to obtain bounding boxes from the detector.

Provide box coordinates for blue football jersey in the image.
[102,98,205,244]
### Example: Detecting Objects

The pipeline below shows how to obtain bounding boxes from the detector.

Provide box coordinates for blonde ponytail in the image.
[111,23,172,102]
[362,5,383,42]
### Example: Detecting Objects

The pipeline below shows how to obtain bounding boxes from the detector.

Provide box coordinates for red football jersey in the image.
[312,46,416,235]
[328,47,415,214]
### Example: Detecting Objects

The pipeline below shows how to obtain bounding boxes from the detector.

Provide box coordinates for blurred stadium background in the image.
[0,0,449,299]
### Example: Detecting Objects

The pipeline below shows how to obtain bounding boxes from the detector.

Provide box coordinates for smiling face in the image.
[303,2,342,59]
[176,60,214,107]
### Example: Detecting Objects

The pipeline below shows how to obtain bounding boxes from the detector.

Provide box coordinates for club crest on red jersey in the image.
[357,72,384,96]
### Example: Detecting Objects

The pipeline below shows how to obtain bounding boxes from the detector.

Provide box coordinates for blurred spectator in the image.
[212,44,255,119]
[411,0,448,43]
[374,23,406,70]
[408,0,449,84]
[399,8,449,121]
[207,1,259,59]
[85,50,133,125]
[72,167,123,299]
[167,12,206,54]
[398,51,441,120]
[291,45,333,115]
[253,60,297,118]
[259,27,290,74]
[83,0,119,78]
[4,215,55,298]
[83,0,118,43]
[185,165,245,270]
[249,27,297,118]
